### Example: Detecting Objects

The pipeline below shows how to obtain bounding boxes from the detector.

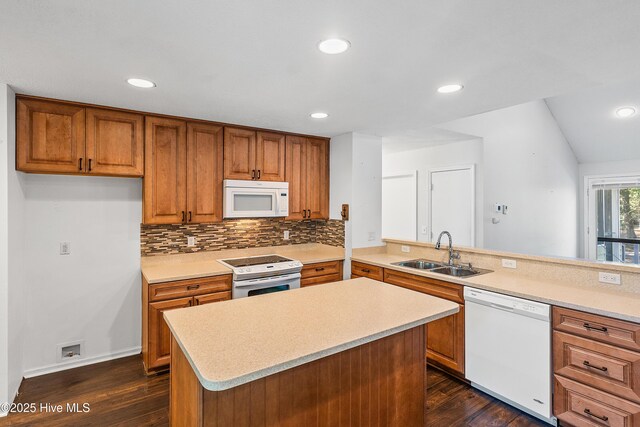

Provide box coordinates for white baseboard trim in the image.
[23,346,141,379]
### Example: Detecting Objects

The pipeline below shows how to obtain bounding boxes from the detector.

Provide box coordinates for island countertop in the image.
[164,277,459,391]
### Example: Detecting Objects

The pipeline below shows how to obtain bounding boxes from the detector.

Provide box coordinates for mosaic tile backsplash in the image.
[141,218,345,256]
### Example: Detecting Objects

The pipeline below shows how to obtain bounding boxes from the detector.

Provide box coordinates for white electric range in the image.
[218,254,303,299]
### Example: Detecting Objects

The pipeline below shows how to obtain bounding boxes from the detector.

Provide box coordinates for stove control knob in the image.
[246,268,252,272]
[288,263,295,267]
[238,268,245,273]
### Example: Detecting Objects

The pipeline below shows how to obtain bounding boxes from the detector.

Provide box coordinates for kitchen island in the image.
[164,277,459,426]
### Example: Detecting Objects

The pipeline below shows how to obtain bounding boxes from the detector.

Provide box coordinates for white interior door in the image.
[382,171,417,240]
[430,166,475,247]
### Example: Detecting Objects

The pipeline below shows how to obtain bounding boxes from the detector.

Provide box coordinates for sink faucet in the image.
[435,231,460,265]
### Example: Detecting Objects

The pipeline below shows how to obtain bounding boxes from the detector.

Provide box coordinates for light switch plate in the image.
[283,230,290,240]
[501,259,517,269]
[599,272,621,285]
[60,242,71,255]
[187,236,197,247]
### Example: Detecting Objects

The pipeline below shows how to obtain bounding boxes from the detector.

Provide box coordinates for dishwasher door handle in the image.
[490,302,514,311]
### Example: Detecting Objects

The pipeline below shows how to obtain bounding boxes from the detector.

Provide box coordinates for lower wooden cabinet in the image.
[148,297,193,371]
[553,306,640,426]
[554,375,640,427]
[350,261,384,280]
[301,260,344,287]
[142,274,232,374]
[377,264,465,377]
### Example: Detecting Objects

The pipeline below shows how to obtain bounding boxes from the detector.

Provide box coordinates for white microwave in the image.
[223,180,289,218]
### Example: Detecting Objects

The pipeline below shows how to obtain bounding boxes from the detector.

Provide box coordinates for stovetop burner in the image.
[222,255,293,268]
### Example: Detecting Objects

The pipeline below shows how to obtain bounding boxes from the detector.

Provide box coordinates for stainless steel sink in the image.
[392,259,443,269]
[391,259,491,277]
[430,266,482,277]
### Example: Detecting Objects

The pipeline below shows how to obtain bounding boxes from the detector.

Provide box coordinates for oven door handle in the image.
[234,273,301,287]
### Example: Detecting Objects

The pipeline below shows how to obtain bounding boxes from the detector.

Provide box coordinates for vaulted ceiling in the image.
[2,1,640,139]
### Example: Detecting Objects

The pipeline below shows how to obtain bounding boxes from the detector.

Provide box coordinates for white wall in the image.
[22,175,142,376]
[438,100,579,258]
[330,132,383,276]
[330,133,354,277]
[0,83,23,414]
[5,86,24,407]
[382,139,484,246]
[578,159,640,257]
[351,133,383,248]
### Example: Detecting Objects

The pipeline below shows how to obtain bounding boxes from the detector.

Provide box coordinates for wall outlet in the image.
[283,230,290,240]
[59,242,71,255]
[401,245,410,253]
[187,236,197,247]
[501,259,517,269]
[421,225,428,234]
[599,272,621,285]
[368,231,376,241]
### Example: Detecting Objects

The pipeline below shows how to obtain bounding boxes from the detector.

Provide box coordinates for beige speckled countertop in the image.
[351,253,640,323]
[141,243,345,284]
[164,278,459,391]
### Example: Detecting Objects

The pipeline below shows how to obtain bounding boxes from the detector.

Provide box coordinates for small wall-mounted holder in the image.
[341,204,350,221]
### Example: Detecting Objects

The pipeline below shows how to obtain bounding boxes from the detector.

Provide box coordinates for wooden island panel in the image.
[170,324,426,427]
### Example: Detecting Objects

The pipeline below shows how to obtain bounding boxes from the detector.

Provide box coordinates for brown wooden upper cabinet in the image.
[223,127,285,181]
[143,117,223,224]
[285,136,329,220]
[16,97,144,176]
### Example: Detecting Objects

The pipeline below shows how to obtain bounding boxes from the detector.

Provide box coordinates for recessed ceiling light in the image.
[310,112,329,119]
[437,84,464,94]
[616,106,636,118]
[317,38,350,55]
[127,78,156,88]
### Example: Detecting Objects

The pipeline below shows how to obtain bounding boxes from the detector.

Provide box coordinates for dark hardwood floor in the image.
[3,355,547,426]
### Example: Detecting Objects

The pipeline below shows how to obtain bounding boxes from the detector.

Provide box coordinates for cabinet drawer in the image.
[301,273,342,287]
[554,331,640,404]
[554,375,640,427]
[301,261,342,279]
[351,261,383,281]
[149,275,232,302]
[194,291,231,306]
[553,307,640,352]
[383,269,463,304]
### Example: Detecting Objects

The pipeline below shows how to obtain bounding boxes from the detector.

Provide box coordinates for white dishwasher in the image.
[464,287,555,425]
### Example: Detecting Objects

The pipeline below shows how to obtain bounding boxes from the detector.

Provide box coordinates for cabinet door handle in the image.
[181,211,185,222]
[583,360,608,372]
[306,209,311,218]
[187,285,200,290]
[88,158,92,172]
[303,209,307,218]
[257,170,261,179]
[78,158,83,171]
[315,267,325,272]
[362,269,371,273]
[188,211,192,222]
[583,408,608,422]
[583,323,608,333]
[251,169,256,179]
[187,299,193,307]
